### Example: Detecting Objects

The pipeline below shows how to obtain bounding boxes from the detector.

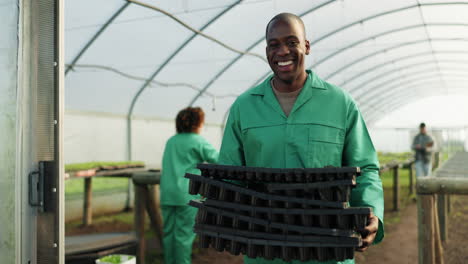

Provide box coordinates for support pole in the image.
[393,166,400,211]
[409,162,415,195]
[433,195,444,264]
[134,184,146,264]
[437,194,448,242]
[417,194,444,264]
[141,185,163,246]
[447,195,451,213]
[83,177,93,226]
[418,194,435,264]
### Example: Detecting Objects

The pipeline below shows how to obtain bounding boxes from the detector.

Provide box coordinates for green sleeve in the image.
[343,101,385,244]
[200,139,219,164]
[218,103,245,166]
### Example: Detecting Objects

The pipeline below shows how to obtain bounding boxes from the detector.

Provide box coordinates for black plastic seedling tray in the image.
[194,224,362,245]
[194,228,357,262]
[197,164,360,183]
[188,164,370,262]
[189,200,357,237]
[202,199,370,230]
[186,173,348,208]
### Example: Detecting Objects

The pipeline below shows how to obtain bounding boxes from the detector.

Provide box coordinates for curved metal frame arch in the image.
[195,2,468,121]
[323,38,468,81]
[370,85,468,120]
[365,88,452,124]
[366,94,428,125]
[366,87,468,125]
[349,53,468,98]
[356,68,468,101]
[188,0,338,106]
[355,66,468,106]
[361,78,468,116]
[367,82,468,116]
[361,82,468,123]
[310,24,468,71]
[66,2,131,75]
[364,88,427,124]
[220,105,232,135]
[344,59,468,95]
[342,51,468,93]
[125,0,242,159]
[308,2,468,46]
[359,75,468,113]
[201,2,467,107]
[248,23,468,98]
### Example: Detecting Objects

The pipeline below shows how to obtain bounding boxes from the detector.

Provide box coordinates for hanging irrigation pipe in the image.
[67,63,239,100]
[127,0,267,63]
[66,2,131,75]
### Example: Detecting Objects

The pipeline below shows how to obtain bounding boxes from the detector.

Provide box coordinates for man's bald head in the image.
[266,13,306,40]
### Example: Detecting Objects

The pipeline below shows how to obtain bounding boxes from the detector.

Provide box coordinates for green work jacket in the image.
[218,70,384,264]
[161,133,219,206]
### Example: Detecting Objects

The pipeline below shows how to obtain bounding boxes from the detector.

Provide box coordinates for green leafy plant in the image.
[99,255,134,263]
[378,152,412,166]
[65,161,145,172]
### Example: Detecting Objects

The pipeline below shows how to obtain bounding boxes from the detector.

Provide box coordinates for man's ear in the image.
[305,39,310,55]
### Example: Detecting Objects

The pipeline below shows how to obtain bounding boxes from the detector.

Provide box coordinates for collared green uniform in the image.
[161,132,219,264]
[218,70,384,264]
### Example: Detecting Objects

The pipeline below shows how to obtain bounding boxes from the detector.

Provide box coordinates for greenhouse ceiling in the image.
[65,0,468,126]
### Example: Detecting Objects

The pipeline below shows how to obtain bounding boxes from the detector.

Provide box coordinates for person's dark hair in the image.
[419,122,426,128]
[265,13,306,39]
[176,107,205,133]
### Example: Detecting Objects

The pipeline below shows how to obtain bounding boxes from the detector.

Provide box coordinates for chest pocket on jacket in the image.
[308,125,344,168]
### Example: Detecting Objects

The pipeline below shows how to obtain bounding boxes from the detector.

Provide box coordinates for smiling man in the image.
[218,13,384,264]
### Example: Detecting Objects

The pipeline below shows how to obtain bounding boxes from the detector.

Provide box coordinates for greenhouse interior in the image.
[1,0,468,263]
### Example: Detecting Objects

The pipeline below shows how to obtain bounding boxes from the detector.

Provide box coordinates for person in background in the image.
[160,107,219,264]
[412,122,434,177]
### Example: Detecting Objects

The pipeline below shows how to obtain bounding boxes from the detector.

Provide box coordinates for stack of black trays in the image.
[185,164,371,262]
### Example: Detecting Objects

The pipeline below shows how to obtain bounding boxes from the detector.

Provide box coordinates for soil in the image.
[443,196,468,264]
[355,201,418,264]
[356,195,468,264]
[66,196,468,264]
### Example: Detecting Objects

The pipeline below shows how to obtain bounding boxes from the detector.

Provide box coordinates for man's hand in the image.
[415,144,421,149]
[356,213,379,252]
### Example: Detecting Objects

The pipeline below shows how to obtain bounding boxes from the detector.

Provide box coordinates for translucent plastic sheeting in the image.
[364,86,468,123]
[64,0,468,126]
[368,128,412,153]
[366,85,468,117]
[350,59,468,100]
[360,78,468,109]
[342,53,468,97]
[65,0,126,62]
[64,110,223,168]
[0,0,18,261]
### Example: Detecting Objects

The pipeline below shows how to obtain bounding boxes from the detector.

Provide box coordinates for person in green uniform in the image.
[160,107,219,264]
[218,13,384,264]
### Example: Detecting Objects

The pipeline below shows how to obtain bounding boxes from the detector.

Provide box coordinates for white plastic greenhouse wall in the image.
[0,0,19,262]
[2,0,468,263]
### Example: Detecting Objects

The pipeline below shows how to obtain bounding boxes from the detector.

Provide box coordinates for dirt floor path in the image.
[67,196,468,264]
[191,196,468,264]
[355,202,418,264]
[444,196,468,264]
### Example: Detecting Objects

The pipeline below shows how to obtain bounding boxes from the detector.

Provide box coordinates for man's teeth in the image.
[278,61,293,66]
